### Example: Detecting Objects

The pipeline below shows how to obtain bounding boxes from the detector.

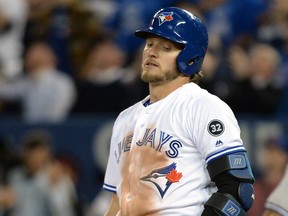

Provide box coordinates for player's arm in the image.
[202,152,255,216]
[104,193,120,216]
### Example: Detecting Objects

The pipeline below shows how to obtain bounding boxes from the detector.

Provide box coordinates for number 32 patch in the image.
[208,119,225,136]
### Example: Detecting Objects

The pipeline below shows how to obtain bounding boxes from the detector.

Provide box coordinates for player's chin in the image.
[141,72,164,83]
[141,68,157,79]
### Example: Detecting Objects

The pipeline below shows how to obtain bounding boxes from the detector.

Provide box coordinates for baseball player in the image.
[103,7,255,216]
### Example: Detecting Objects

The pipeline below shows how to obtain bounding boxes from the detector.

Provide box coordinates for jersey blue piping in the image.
[206,145,246,164]
[143,99,151,107]
[103,183,117,193]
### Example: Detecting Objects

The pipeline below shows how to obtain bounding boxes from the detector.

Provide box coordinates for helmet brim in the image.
[135,29,185,45]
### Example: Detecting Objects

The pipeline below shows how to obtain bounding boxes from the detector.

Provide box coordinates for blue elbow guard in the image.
[207,152,255,183]
[207,152,255,212]
[205,192,246,216]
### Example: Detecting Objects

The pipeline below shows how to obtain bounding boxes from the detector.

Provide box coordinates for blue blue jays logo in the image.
[156,12,173,26]
[140,162,182,198]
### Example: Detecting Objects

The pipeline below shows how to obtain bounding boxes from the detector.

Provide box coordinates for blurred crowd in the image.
[248,135,288,216]
[0,0,287,123]
[0,0,288,215]
[0,129,82,216]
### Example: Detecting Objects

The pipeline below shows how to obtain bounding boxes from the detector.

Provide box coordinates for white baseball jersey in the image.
[104,82,246,216]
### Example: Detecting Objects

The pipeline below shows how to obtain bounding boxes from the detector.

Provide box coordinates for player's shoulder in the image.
[182,83,233,112]
[181,83,222,102]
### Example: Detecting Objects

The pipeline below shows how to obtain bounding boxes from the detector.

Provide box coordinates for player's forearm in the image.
[203,152,255,215]
[201,206,219,216]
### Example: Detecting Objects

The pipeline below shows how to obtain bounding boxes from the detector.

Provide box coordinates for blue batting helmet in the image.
[135,7,208,76]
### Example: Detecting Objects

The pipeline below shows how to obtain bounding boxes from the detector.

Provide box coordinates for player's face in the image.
[141,36,183,83]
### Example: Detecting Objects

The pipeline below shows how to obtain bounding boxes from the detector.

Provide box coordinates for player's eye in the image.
[145,40,153,48]
[162,45,171,51]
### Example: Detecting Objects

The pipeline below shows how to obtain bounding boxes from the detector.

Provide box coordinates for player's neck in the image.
[149,76,189,103]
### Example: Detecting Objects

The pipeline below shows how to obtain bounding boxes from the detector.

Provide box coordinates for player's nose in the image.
[147,46,159,58]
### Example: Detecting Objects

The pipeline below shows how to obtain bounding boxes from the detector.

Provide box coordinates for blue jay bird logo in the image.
[156,12,173,26]
[140,162,182,198]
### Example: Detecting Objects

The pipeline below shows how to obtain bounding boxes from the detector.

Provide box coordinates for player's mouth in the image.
[144,60,159,68]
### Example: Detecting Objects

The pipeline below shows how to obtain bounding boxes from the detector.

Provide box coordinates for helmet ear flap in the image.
[177,46,204,76]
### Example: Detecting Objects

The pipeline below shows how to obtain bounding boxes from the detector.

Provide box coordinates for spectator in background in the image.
[23,0,102,77]
[225,43,285,115]
[72,36,128,115]
[6,129,54,216]
[262,136,288,216]
[198,49,230,99]
[255,0,288,117]
[247,136,288,216]
[0,0,28,79]
[6,129,81,216]
[0,41,76,123]
[256,0,288,79]
[44,154,82,216]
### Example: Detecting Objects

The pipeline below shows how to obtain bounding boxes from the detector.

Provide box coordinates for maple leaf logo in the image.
[156,12,174,25]
[165,15,173,21]
[166,169,182,183]
[140,163,182,198]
